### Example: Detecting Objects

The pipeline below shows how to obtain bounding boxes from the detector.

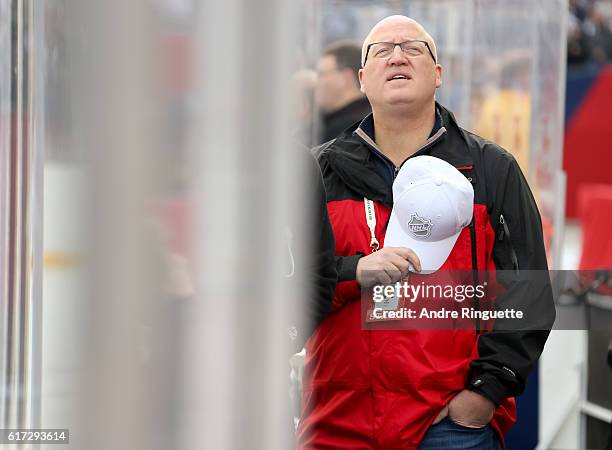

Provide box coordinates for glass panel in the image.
[37,0,305,448]
[409,0,567,266]
[0,0,11,426]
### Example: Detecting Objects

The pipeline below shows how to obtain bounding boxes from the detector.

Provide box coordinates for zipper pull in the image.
[498,214,519,273]
[497,215,505,241]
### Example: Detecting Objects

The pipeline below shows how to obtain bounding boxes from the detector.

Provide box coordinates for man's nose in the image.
[388,45,408,64]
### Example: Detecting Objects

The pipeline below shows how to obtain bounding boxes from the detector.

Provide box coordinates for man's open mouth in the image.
[387,74,411,81]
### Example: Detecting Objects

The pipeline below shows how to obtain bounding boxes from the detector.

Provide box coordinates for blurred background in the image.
[1,0,612,448]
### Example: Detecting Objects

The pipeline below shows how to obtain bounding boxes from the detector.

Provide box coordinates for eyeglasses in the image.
[363,40,436,66]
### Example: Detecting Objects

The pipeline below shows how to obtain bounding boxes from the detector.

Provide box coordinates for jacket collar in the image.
[320,103,474,205]
[354,104,444,145]
[352,103,473,167]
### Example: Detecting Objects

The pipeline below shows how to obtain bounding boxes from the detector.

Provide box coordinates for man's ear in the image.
[435,64,442,89]
[358,68,366,94]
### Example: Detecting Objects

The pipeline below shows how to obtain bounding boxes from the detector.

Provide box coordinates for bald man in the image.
[300,15,554,449]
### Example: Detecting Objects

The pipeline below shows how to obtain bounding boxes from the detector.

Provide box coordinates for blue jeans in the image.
[419,417,501,450]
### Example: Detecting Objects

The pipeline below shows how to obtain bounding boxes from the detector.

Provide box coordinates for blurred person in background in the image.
[298,15,554,450]
[583,3,612,63]
[568,19,592,65]
[570,0,591,23]
[567,0,593,66]
[316,40,371,144]
[474,52,532,173]
[566,0,612,66]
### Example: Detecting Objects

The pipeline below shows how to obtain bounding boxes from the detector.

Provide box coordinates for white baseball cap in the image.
[384,155,474,274]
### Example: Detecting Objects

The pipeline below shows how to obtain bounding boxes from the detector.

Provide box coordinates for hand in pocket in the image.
[447,389,495,429]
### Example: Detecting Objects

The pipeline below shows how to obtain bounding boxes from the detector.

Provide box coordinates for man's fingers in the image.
[386,254,411,275]
[375,270,392,286]
[387,247,422,272]
[406,253,422,273]
[447,389,495,428]
[356,247,421,288]
[382,263,403,283]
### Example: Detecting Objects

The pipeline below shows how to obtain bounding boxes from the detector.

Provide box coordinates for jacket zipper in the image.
[469,217,480,334]
[395,127,448,175]
[355,126,447,181]
[498,214,519,274]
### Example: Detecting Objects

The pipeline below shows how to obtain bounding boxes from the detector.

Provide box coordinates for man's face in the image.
[358,21,442,111]
[316,55,350,113]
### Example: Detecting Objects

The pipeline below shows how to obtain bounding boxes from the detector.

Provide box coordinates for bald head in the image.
[357,14,442,113]
[362,15,437,66]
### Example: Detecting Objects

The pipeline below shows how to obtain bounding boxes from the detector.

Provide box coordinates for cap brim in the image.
[384,211,462,274]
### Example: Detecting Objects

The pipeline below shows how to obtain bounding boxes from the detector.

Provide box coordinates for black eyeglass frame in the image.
[362,40,437,67]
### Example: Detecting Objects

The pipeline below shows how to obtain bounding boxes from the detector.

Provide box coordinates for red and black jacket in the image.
[297,103,555,449]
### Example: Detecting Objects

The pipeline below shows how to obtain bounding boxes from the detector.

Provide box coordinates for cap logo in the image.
[407,213,432,238]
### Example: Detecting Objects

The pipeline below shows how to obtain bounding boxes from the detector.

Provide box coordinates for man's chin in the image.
[382,95,417,108]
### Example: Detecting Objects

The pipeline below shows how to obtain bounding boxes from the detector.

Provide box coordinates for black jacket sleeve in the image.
[307,156,337,330]
[335,254,362,282]
[313,145,364,310]
[468,152,556,406]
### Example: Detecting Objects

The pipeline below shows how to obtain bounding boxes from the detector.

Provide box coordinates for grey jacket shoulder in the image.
[311,138,338,160]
